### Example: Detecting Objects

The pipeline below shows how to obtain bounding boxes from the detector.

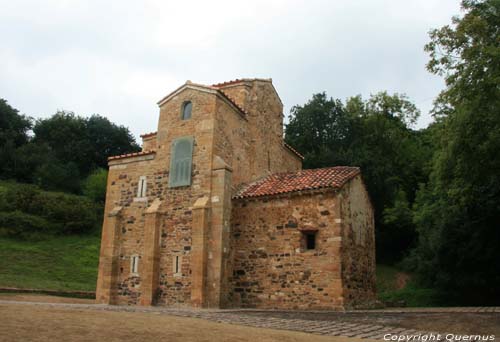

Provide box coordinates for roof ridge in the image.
[108,150,156,162]
[217,89,248,117]
[283,141,304,159]
[140,131,157,138]
[211,78,272,88]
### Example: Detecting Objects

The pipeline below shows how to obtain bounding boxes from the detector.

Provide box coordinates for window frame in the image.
[137,176,147,198]
[169,136,194,188]
[181,101,192,120]
[130,255,139,275]
[173,255,182,277]
[301,230,318,251]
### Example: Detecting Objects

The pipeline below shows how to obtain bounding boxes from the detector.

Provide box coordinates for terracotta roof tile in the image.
[234,166,360,199]
[211,79,247,88]
[108,150,156,162]
[140,132,157,139]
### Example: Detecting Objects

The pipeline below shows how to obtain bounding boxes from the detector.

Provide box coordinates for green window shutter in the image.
[169,136,194,187]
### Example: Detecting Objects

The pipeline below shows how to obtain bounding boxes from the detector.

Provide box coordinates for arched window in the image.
[169,136,194,187]
[181,101,192,120]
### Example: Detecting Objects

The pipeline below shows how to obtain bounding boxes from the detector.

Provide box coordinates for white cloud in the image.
[0,0,461,140]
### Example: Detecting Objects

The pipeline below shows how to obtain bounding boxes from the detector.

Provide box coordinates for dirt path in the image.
[0,302,370,342]
[0,294,498,340]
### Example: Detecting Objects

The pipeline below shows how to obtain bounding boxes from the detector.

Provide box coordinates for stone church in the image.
[96,78,376,309]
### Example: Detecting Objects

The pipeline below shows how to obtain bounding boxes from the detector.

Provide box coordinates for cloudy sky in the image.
[0,0,461,140]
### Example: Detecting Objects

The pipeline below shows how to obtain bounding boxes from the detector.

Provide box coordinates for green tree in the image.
[410,0,500,304]
[0,99,32,179]
[285,92,428,262]
[34,161,81,194]
[285,93,352,168]
[0,98,31,146]
[33,112,140,177]
[86,114,141,170]
[82,168,108,203]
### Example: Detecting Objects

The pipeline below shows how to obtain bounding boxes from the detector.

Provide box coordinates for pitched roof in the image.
[156,82,247,118]
[233,166,361,199]
[211,78,272,88]
[140,132,157,139]
[217,89,248,116]
[108,150,156,162]
[283,142,304,160]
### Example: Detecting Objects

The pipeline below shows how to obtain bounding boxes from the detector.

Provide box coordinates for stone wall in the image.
[339,175,377,307]
[97,80,313,308]
[215,80,301,187]
[142,134,157,151]
[229,191,345,310]
[97,88,220,306]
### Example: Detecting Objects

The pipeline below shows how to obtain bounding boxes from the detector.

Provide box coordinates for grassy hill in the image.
[376,264,440,307]
[0,180,101,291]
[0,235,100,291]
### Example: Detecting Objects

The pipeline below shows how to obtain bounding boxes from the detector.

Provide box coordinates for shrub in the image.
[82,168,108,203]
[36,191,101,234]
[34,161,81,194]
[0,183,102,237]
[0,211,53,240]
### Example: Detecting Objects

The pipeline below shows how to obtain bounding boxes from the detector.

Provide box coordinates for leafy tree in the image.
[82,168,108,203]
[0,99,32,179]
[0,98,32,146]
[285,92,427,262]
[33,112,140,177]
[10,143,53,183]
[409,0,500,304]
[34,161,81,194]
[33,111,91,175]
[286,93,352,168]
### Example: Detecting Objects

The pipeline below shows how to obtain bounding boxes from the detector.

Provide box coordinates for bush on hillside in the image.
[82,168,108,203]
[0,211,52,240]
[0,183,102,238]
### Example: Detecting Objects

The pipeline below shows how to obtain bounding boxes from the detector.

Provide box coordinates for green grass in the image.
[376,264,441,307]
[0,235,100,291]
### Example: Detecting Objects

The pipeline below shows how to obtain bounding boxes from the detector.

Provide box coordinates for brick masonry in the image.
[96,78,376,309]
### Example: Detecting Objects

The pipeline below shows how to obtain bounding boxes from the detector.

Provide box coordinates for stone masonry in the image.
[96,78,376,309]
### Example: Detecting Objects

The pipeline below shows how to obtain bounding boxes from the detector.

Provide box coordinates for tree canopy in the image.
[0,106,139,194]
[408,0,500,304]
[285,91,431,262]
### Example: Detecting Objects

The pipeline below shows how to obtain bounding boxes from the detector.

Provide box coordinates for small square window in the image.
[301,231,317,250]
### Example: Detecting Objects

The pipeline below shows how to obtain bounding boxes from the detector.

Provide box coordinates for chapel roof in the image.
[233,166,361,199]
[107,150,156,161]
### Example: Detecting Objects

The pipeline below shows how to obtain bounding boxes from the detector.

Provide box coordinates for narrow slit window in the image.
[131,255,139,274]
[174,255,181,275]
[302,231,317,250]
[137,176,147,197]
